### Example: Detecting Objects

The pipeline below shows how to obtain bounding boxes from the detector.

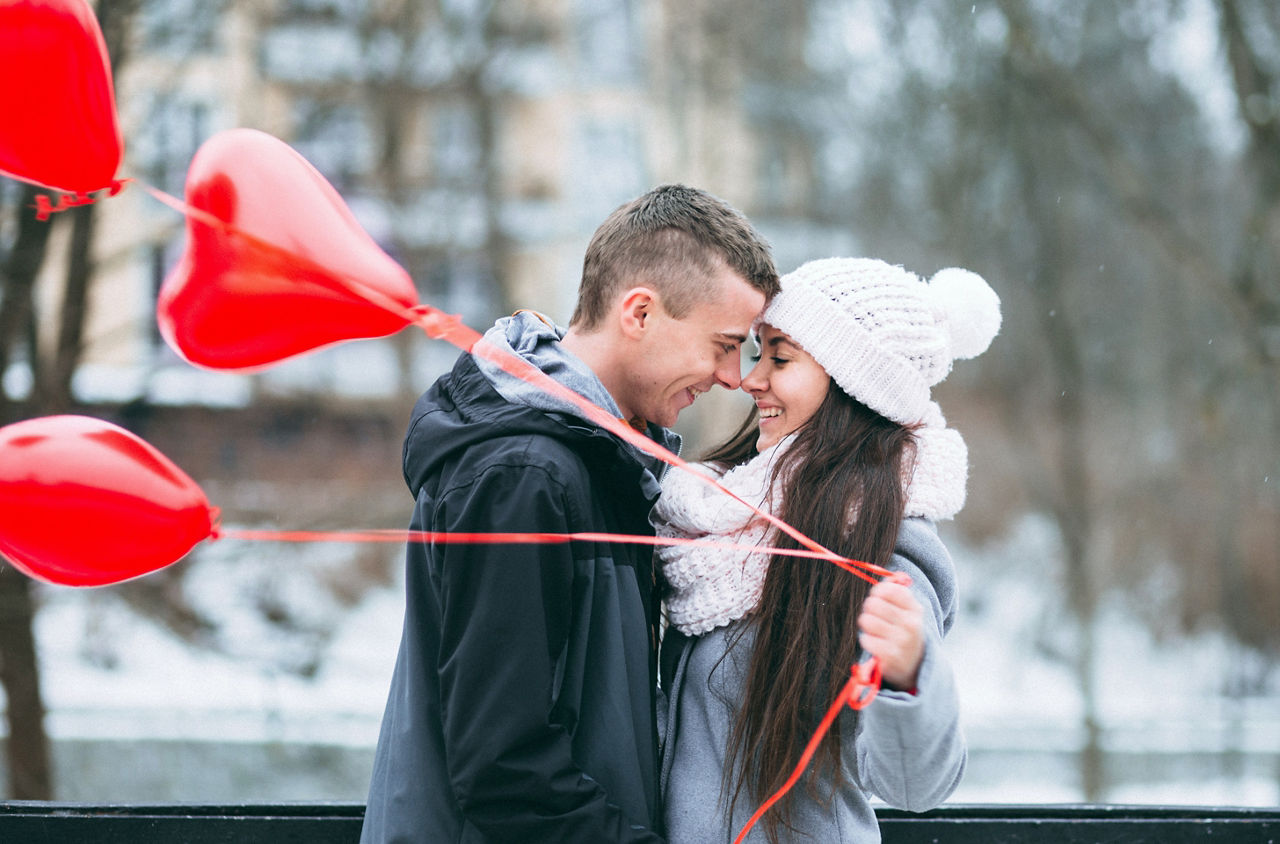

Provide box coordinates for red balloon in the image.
[0,0,123,193]
[0,415,215,587]
[156,128,420,370]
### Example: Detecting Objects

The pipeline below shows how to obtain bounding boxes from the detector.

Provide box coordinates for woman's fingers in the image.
[865,580,919,614]
[858,580,925,690]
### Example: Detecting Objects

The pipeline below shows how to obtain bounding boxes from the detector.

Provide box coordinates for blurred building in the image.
[32,0,850,447]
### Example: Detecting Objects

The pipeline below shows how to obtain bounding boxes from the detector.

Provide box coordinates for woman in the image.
[654,257,1001,842]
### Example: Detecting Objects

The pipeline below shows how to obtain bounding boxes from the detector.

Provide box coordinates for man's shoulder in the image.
[431,427,595,496]
[405,353,649,503]
[463,426,589,467]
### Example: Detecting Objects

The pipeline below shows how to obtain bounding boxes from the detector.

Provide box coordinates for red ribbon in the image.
[216,527,891,583]
[732,660,884,844]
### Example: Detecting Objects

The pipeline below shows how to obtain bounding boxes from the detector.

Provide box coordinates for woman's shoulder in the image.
[896,517,945,554]
[893,517,958,634]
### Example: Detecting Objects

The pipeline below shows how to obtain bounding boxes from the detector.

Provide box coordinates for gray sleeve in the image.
[851,518,967,811]
[892,517,958,636]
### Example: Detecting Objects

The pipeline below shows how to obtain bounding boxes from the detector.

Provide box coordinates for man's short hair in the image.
[570,184,779,329]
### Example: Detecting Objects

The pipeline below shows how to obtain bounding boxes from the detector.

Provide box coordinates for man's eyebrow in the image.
[715,332,749,344]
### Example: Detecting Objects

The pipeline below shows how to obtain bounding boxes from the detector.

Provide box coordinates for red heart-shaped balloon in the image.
[157,128,420,370]
[0,0,122,193]
[0,415,215,587]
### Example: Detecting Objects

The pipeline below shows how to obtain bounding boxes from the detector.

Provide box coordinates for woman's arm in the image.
[851,518,967,811]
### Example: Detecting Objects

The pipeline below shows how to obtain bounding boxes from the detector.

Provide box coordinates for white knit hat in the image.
[761,257,1001,426]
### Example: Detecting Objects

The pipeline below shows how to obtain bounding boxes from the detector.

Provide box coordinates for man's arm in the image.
[432,460,663,843]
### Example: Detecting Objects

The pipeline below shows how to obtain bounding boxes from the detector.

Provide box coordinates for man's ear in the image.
[618,287,659,339]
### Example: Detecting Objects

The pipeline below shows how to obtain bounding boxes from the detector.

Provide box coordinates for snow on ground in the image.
[941,513,1280,805]
[944,514,1280,746]
[10,511,1280,804]
[33,561,403,748]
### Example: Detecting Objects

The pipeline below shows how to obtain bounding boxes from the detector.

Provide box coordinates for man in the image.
[360,184,778,843]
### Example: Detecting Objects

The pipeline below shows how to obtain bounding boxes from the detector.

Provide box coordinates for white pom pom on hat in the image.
[761,257,1001,426]
[928,267,1003,360]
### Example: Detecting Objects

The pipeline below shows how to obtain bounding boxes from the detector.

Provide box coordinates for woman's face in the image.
[741,323,830,450]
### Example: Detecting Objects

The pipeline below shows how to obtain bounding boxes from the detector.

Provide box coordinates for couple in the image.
[361,185,1000,843]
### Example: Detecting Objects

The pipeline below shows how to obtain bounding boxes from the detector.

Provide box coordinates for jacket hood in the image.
[474,311,622,423]
[404,339,680,503]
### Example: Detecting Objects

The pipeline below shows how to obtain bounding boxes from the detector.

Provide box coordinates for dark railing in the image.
[0,802,1277,842]
[877,804,1280,843]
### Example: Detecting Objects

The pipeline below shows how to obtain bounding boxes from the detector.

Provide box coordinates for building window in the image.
[291,99,372,190]
[571,117,645,227]
[432,105,482,185]
[138,0,226,55]
[259,22,362,82]
[132,95,210,197]
[573,0,641,85]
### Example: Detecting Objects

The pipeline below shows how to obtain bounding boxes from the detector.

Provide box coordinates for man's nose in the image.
[715,354,742,390]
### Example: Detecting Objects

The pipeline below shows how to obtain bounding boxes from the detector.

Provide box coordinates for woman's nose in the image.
[740,361,765,393]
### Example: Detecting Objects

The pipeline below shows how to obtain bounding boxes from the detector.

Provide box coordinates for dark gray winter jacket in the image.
[362,321,673,843]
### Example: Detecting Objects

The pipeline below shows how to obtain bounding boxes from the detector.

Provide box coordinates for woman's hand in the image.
[857,579,925,692]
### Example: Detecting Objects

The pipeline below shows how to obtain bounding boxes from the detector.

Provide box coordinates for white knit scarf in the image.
[654,402,968,635]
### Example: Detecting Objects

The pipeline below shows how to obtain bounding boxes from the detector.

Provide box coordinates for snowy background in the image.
[1,0,1277,813]
[24,512,1280,806]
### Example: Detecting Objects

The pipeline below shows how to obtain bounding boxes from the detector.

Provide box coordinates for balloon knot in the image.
[208,506,223,540]
[31,191,99,221]
[33,194,55,221]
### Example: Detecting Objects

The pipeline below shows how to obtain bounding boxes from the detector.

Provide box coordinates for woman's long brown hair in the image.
[701,381,916,843]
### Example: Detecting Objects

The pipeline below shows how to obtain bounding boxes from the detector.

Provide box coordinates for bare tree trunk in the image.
[0,188,57,801]
[0,0,138,797]
[30,204,95,414]
[0,567,51,799]
[470,69,515,317]
[0,183,56,798]
[1000,27,1106,793]
[1036,277,1105,802]
[0,186,53,423]
[1042,282,1104,801]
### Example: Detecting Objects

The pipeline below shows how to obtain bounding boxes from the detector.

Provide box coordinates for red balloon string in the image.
[214,527,887,583]
[140,179,225,231]
[732,659,884,844]
[218,525,892,834]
